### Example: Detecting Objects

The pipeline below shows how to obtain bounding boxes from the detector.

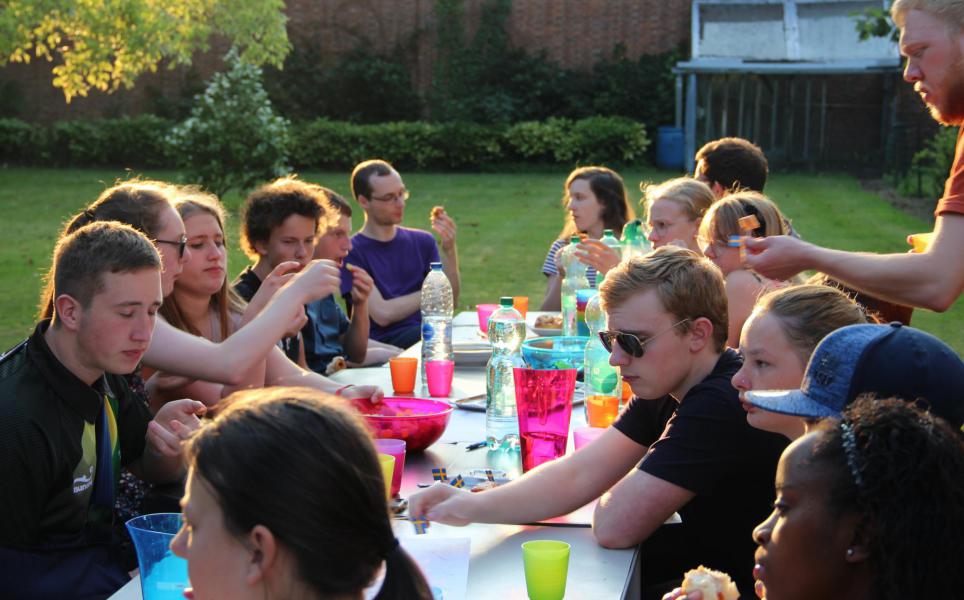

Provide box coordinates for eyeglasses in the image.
[155,235,187,258]
[369,189,410,204]
[598,318,691,358]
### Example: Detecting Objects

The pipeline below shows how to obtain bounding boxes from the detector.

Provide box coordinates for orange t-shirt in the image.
[935,126,964,216]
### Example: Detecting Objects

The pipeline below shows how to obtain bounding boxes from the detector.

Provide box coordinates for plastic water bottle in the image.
[485,297,526,449]
[621,220,652,261]
[601,228,621,254]
[583,292,621,426]
[420,262,453,382]
[559,236,589,336]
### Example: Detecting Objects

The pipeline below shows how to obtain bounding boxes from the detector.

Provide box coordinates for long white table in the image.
[110,312,643,599]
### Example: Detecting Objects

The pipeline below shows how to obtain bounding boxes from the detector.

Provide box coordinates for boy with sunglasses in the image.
[409,247,787,597]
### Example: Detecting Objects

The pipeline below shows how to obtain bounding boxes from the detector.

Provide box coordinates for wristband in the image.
[335,384,354,397]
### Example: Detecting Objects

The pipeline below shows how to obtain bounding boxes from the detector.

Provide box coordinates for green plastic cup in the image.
[522,540,570,600]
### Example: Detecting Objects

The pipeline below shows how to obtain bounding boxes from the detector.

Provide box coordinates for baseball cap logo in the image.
[808,354,838,388]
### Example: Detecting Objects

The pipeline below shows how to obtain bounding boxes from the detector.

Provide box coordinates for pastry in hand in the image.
[325,356,347,376]
[680,566,739,600]
[430,205,446,220]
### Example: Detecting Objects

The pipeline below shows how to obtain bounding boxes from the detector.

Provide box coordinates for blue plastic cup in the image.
[126,513,190,600]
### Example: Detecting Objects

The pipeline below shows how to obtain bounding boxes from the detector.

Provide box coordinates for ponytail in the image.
[375,543,434,600]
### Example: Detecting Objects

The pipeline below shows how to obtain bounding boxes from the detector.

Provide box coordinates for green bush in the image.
[899,126,958,199]
[169,49,290,197]
[44,116,174,167]
[503,118,572,163]
[0,118,44,164]
[568,116,651,164]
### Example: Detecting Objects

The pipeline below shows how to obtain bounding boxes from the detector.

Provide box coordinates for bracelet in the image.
[335,384,354,397]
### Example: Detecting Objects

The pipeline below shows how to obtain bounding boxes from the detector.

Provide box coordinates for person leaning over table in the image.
[743,0,964,312]
[663,397,963,600]
[409,246,789,598]
[0,222,205,599]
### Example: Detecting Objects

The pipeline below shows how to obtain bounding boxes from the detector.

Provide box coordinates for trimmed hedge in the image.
[1,115,650,171]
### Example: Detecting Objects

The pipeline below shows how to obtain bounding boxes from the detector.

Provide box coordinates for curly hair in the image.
[239,176,332,259]
[809,396,964,599]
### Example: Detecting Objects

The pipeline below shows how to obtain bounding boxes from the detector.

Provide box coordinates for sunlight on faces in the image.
[567,178,605,234]
[605,288,694,400]
[155,205,190,297]
[314,215,353,265]
[172,468,261,600]
[363,170,407,227]
[256,214,317,270]
[900,10,964,125]
[179,213,227,298]
[700,240,741,276]
[732,312,808,439]
[74,269,162,377]
[646,198,702,252]
[753,434,859,600]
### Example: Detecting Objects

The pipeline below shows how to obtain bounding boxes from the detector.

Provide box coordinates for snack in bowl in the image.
[361,397,453,452]
[534,314,563,329]
[680,566,739,600]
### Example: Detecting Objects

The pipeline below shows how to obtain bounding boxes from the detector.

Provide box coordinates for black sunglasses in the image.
[155,234,188,259]
[598,318,690,358]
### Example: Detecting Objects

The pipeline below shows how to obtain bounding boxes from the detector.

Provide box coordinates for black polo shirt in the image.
[0,321,151,549]
[614,349,789,596]
[233,266,303,363]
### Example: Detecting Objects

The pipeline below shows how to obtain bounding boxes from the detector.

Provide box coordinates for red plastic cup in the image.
[513,368,577,472]
[477,303,499,334]
[573,426,606,451]
[374,438,406,497]
[425,360,455,397]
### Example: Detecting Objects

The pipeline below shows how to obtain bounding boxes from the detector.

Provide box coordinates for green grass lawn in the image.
[1,166,960,353]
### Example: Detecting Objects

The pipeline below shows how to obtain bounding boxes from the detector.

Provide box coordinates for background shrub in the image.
[169,49,290,196]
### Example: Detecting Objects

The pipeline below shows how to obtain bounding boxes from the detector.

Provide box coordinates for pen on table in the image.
[465,441,488,451]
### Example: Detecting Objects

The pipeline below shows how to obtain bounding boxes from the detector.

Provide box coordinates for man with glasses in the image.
[408,247,786,597]
[345,159,460,348]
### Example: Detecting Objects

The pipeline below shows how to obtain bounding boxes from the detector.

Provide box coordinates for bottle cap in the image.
[570,235,580,244]
[603,229,614,237]
[499,297,514,307]
[430,262,443,270]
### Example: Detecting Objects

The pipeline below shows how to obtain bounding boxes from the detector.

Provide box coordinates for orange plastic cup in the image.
[908,232,934,253]
[621,380,632,402]
[389,357,418,394]
[513,296,530,318]
[586,395,620,428]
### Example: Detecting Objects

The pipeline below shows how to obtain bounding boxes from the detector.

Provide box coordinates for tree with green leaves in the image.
[0,0,290,102]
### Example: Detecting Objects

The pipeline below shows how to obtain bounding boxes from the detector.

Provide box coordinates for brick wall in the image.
[0,0,691,122]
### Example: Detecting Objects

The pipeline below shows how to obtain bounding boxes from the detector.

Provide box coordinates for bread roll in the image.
[681,566,739,600]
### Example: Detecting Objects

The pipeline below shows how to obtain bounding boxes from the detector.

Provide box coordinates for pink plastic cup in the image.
[513,368,577,472]
[374,438,406,497]
[425,360,455,397]
[573,426,606,451]
[477,303,500,334]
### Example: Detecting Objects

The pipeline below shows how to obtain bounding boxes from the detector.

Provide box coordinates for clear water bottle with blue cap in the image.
[420,262,453,381]
[486,297,525,449]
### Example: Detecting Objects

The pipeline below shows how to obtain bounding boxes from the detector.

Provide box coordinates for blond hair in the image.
[891,0,964,29]
[699,190,790,246]
[599,246,729,351]
[161,187,247,341]
[642,177,716,222]
[753,284,868,365]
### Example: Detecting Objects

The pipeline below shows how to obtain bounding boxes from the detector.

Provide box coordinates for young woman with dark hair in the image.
[665,396,963,600]
[173,387,434,600]
[540,166,635,310]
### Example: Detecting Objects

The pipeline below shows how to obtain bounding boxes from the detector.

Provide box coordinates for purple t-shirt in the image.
[341,227,440,343]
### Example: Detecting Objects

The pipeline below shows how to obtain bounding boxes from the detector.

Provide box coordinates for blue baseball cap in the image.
[746,323,964,429]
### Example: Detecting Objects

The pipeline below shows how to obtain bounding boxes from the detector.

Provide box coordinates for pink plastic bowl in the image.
[362,397,453,452]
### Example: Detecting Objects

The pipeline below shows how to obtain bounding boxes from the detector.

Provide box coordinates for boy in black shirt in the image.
[0,222,205,599]
[409,247,787,597]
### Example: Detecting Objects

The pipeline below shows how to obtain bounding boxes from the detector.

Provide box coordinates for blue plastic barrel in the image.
[655,126,685,170]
